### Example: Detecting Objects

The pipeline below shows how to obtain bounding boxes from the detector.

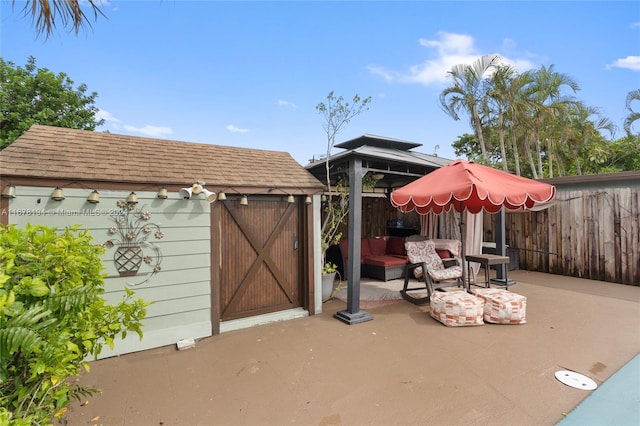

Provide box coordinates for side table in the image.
[465,254,513,289]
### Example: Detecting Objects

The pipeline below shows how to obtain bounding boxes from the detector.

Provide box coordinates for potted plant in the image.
[321,262,339,301]
[319,177,348,301]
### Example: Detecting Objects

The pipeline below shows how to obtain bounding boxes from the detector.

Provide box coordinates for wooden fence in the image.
[483,174,639,286]
[340,171,639,286]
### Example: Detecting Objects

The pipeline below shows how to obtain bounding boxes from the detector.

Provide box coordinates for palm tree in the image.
[505,71,538,176]
[550,102,616,176]
[624,89,640,136]
[486,63,516,171]
[12,0,104,36]
[528,65,580,178]
[440,54,502,164]
[486,64,540,175]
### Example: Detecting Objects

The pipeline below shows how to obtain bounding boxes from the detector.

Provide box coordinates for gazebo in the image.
[305,134,451,324]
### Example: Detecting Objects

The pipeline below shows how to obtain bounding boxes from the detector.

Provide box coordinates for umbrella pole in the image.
[459,202,469,292]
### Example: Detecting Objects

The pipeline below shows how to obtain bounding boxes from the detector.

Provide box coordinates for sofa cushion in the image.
[341,239,372,263]
[368,237,387,256]
[390,255,409,262]
[339,239,349,263]
[360,238,372,258]
[363,255,408,267]
[386,236,405,256]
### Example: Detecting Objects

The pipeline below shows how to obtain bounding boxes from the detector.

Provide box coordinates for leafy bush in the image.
[0,224,149,424]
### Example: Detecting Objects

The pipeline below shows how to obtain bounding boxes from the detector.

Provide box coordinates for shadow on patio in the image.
[66,270,639,426]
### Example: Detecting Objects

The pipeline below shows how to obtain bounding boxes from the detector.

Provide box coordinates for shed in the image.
[0,125,325,357]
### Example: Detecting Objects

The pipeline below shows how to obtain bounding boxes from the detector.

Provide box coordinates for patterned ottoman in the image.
[430,291,484,327]
[472,288,527,324]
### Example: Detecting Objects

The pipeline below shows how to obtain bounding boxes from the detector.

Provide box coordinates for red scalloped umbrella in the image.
[390,160,556,287]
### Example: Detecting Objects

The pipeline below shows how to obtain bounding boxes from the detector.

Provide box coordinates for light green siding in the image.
[6,187,212,358]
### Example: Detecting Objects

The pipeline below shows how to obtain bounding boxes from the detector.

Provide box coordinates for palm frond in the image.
[15,0,106,37]
[43,285,93,314]
[0,305,56,362]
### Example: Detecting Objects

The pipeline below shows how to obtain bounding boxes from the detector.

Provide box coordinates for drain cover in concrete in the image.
[555,370,598,390]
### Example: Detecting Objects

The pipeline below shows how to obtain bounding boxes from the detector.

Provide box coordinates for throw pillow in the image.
[368,237,387,256]
[386,236,405,255]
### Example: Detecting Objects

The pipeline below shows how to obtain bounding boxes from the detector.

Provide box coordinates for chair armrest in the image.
[405,262,423,271]
[404,262,425,279]
[442,258,459,268]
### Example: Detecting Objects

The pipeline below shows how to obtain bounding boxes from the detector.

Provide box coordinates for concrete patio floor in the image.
[64,270,640,426]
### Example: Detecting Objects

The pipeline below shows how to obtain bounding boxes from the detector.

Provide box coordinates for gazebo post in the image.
[495,209,506,280]
[334,157,373,324]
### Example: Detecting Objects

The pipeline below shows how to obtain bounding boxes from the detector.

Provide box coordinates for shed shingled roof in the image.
[1,125,324,190]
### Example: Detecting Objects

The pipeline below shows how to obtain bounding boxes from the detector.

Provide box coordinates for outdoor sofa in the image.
[329,236,458,282]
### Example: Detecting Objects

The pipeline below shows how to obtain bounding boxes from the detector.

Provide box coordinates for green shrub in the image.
[0,224,149,424]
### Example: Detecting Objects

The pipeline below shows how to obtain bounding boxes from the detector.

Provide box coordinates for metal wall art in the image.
[104,198,164,285]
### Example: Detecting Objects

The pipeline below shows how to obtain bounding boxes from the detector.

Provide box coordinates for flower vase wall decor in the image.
[105,199,164,285]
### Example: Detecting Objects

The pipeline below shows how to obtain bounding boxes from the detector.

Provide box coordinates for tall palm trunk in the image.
[496,112,508,171]
[471,103,489,163]
[535,133,544,177]
[524,133,538,179]
[509,128,522,176]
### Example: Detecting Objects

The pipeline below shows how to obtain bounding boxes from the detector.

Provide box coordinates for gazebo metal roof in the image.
[305,134,452,190]
[335,134,422,151]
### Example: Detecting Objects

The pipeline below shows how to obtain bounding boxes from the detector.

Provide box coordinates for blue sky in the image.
[2,1,639,165]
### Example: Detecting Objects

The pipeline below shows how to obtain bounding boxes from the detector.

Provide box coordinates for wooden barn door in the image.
[219,197,303,321]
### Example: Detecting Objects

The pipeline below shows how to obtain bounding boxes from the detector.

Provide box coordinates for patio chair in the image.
[401,239,464,304]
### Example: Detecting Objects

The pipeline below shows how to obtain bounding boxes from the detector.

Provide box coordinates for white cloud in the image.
[226,124,249,133]
[123,125,173,137]
[505,57,537,73]
[277,99,298,108]
[404,53,479,85]
[419,32,477,56]
[368,31,536,87]
[95,109,173,137]
[606,56,640,71]
[95,109,121,123]
[631,22,640,29]
[367,65,397,82]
